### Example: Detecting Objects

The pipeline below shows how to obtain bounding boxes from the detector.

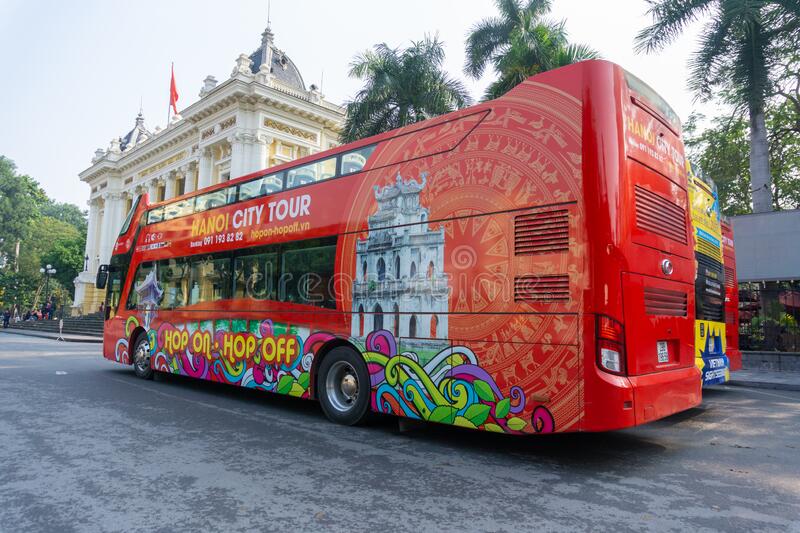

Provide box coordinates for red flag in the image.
[169,64,179,115]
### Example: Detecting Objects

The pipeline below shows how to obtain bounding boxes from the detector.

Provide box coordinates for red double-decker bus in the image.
[97,60,700,434]
[721,219,742,371]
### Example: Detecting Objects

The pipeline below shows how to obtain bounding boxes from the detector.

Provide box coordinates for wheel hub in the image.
[325,361,360,413]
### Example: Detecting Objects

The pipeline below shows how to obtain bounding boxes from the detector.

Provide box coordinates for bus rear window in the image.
[624,70,680,132]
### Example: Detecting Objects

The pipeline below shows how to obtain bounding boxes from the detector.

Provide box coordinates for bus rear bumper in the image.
[629,365,702,425]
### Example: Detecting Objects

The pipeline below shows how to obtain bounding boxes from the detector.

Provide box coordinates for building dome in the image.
[119,112,151,152]
[249,25,306,91]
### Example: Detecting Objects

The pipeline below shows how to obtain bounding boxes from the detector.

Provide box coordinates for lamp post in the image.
[40,264,57,307]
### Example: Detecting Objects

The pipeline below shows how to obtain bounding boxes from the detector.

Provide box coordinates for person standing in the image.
[2,308,10,328]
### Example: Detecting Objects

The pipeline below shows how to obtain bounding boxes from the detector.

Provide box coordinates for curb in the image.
[727,380,800,393]
[0,329,103,344]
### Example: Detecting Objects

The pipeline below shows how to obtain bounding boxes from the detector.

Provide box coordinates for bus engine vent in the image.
[514,209,569,255]
[724,266,735,290]
[634,186,688,244]
[514,275,569,302]
[643,286,688,317]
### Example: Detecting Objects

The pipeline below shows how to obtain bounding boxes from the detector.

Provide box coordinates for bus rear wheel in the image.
[132,335,154,380]
[318,347,370,426]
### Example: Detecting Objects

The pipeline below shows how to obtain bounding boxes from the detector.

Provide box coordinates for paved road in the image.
[1,334,799,532]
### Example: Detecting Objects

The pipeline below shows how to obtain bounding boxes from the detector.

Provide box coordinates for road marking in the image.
[55,371,68,375]
[726,386,800,402]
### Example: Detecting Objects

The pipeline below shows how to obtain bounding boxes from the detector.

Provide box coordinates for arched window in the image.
[427,261,435,279]
[409,315,417,338]
[394,255,400,280]
[420,213,427,223]
[393,303,400,337]
[374,303,384,331]
[361,260,367,282]
[410,261,417,279]
[358,304,364,336]
[377,258,386,281]
[430,314,438,338]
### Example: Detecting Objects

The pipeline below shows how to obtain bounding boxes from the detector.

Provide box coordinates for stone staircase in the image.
[8,313,104,339]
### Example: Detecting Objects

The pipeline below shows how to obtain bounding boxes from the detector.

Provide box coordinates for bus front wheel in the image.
[132,335,154,380]
[318,347,370,426]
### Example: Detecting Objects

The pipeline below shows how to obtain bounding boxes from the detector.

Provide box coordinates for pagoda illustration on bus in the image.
[351,172,448,343]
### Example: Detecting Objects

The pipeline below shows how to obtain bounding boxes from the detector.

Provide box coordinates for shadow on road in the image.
[103,365,708,468]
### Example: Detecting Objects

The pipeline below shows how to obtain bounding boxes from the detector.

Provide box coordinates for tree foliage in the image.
[684,101,800,215]
[0,156,87,312]
[635,0,800,212]
[341,36,472,143]
[464,0,598,100]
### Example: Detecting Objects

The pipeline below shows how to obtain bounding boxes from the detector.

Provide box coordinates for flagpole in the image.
[166,62,173,127]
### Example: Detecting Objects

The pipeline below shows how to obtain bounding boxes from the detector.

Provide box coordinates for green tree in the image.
[0,156,48,266]
[635,0,800,213]
[41,201,88,234]
[464,0,598,100]
[0,156,87,311]
[684,102,800,214]
[341,35,472,143]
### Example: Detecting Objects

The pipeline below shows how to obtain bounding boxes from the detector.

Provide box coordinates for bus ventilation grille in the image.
[643,286,688,316]
[697,238,723,263]
[634,186,687,244]
[724,266,735,290]
[514,209,569,255]
[514,275,569,302]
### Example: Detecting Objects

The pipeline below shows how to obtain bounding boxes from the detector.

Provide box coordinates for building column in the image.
[147,179,158,203]
[230,133,245,179]
[254,134,272,173]
[164,172,176,200]
[98,192,123,264]
[182,163,196,194]
[84,197,101,273]
[198,148,213,189]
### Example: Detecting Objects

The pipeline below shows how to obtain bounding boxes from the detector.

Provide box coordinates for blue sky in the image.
[0,0,712,208]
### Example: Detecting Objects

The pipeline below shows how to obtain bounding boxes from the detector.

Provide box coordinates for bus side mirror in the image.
[96,264,109,289]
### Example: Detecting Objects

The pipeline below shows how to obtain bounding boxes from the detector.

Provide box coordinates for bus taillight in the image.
[597,315,626,375]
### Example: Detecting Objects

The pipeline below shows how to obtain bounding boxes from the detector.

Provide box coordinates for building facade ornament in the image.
[73,23,345,315]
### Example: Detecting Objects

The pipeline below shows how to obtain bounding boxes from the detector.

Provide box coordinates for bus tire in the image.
[131,334,154,380]
[318,346,370,426]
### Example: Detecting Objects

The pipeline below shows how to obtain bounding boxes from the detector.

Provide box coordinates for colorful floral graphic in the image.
[362,330,553,434]
[115,319,554,435]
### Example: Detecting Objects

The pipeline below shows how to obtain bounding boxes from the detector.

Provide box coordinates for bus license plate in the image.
[657,341,669,363]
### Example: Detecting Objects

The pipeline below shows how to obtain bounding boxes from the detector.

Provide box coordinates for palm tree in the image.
[464,0,598,100]
[635,0,800,213]
[341,36,472,143]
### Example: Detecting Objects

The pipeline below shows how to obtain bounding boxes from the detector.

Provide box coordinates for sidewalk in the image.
[728,369,800,392]
[0,328,102,344]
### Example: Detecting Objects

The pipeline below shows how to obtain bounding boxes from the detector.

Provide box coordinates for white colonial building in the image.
[73,24,345,314]
[352,173,449,340]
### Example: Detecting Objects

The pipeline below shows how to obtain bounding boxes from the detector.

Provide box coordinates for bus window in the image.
[119,195,141,235]
[189,255,231,304]
[280,239,336,308]
[239,173,283,202]
[195,186,237,213]
[147,207,164,224]
[234,250,278,300]
[126,262,154,309]
[286,157,337,189]
[340,145,376,175]
[159,258,188,309]
[163,198,194,221]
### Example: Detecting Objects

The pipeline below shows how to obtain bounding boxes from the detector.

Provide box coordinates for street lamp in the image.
[40,264,57,308]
